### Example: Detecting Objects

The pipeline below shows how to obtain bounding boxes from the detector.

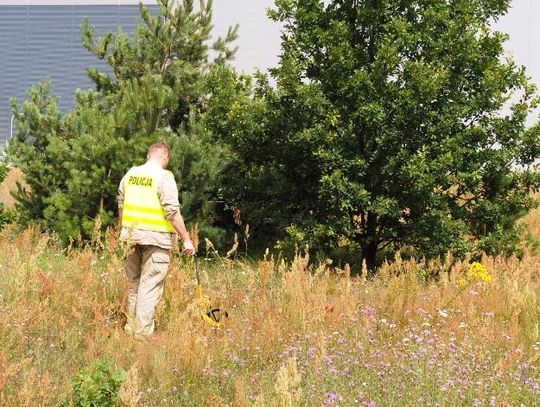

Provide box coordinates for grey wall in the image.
[213,0,280,75]
[498,0,540,84]
[0,4,156,143]
[497,0,540,122]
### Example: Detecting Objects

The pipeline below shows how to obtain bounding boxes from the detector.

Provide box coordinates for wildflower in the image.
[466,262,492,283]
[457,278,468,287]
[222,369,232,377]
[325,391,342,405]
[324,355,333,366]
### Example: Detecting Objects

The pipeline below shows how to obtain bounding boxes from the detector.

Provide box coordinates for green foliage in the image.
[221,0,540,269]
[72,358,127,407]
[164,114,232,244]
[8,0,239,244]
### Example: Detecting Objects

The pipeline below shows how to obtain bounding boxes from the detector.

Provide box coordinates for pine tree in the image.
[8,0,238,244]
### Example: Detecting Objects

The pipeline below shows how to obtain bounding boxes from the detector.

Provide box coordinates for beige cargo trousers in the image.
[125,244,170,337]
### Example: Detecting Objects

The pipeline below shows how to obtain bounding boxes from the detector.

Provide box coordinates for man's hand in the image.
[183,239,195,256]
[170,213,196,255]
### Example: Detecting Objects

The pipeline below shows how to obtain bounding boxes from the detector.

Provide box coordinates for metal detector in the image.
[194,255,228,327]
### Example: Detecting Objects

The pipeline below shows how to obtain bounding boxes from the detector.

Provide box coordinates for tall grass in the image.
[0,221,538,406]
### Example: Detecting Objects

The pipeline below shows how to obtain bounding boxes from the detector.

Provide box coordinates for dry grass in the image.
[0,221,538,406]
[0,168,22,208]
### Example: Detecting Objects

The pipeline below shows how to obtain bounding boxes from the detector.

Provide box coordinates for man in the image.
[118,142,195,338]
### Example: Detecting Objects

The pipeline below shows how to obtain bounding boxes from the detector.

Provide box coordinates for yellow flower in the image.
[466,262,492,283]
[457,278,469,287]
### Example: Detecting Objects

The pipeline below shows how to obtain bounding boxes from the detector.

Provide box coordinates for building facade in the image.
[0,1,158,144]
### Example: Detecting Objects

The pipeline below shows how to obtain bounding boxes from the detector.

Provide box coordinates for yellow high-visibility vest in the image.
[121,164,176,233]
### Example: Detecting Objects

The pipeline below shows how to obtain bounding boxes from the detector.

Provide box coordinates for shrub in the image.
[72,358,128,407]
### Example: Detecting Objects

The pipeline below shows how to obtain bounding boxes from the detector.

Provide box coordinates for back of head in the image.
[148,142,170,158]
[147,142,171,168]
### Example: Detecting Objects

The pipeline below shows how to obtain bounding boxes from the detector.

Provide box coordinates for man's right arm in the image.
[159,173,195,255]
[170,213,195,255]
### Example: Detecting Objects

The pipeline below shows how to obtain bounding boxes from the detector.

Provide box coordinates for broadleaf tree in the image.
[8,0,238,244]
[219,0,540,270]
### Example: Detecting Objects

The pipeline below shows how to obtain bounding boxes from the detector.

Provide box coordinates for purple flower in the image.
[361,306,376,318]
[324,355,333,365]
[227,352,241,363]
[329,367,340,375]
[222,369,231,377]
[324,392,342,406]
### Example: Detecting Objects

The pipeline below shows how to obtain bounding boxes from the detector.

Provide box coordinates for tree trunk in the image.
[361,241,378,275]
[359,211,379,275]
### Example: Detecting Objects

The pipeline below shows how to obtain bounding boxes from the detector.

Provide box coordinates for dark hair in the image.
[148,142,171,157]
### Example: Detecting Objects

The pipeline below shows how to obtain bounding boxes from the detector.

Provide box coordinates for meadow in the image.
[0,172,539,406]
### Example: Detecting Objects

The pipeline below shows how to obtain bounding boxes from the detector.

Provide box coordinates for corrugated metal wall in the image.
[0,5,157,144]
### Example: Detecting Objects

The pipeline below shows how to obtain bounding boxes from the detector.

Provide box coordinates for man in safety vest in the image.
[118,142,195,338]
